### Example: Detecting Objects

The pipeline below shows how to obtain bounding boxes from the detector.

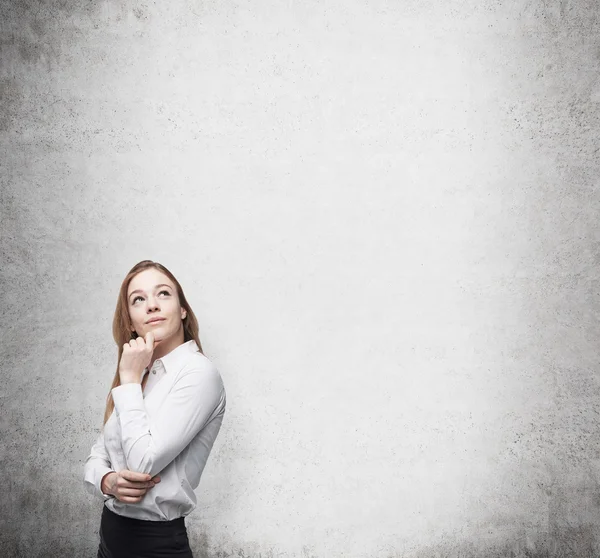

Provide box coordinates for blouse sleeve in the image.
[83,429,115,501]
[111,361,225,477]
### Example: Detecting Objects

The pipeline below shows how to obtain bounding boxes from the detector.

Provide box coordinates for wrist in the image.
[119,369,141,384]
[101,471,116,495]
[120,378,139,385]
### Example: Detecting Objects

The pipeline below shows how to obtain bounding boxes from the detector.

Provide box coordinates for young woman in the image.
[84,260,226,558]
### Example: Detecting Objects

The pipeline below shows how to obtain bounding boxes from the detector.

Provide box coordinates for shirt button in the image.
[153,370,156,374]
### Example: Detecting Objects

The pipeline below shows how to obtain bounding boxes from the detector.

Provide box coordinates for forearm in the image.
[83,431,116,500]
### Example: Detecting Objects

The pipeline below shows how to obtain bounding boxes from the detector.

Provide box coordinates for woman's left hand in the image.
[119,332,155,384]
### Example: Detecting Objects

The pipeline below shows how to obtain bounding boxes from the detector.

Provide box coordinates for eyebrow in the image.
[128,284,173,300]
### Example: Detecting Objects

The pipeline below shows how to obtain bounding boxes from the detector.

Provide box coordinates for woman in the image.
[84,260,226,558]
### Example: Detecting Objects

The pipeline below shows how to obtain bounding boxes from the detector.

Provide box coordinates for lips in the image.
[146,317,166,324]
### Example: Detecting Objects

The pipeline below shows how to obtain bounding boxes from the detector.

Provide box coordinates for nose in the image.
[146,295,160,312]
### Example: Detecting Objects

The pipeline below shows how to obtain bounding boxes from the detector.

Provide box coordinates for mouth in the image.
[146,318,166,324]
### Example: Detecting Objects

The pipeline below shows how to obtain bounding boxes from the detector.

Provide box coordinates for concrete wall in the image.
[1,0,599,556]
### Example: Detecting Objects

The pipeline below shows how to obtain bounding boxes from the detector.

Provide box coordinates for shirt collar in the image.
[145,340,200,375]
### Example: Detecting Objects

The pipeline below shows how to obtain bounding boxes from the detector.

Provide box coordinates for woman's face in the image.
[126,268,187,344]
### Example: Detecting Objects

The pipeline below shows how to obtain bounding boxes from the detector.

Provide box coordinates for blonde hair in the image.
[103,260,203,425]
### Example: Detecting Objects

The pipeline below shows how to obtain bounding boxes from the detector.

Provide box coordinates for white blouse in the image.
[83,339,226,521]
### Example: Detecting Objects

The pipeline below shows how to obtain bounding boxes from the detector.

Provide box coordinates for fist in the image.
[119,332,155,384]
[102,470,161,503]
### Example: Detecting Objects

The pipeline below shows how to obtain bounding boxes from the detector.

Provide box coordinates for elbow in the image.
[124,436,156,475]
[125,452,157,477]
[126,458,153,476]
[123,427,177,476]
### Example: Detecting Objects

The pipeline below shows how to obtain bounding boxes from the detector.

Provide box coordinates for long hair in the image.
[103,260,203,425]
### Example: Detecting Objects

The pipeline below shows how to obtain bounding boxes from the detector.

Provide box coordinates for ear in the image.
[181,309,187,319]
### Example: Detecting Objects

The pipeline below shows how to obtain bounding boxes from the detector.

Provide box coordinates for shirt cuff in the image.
[112,382,145,415]
[100,470,116,500]
[85,465,116,501]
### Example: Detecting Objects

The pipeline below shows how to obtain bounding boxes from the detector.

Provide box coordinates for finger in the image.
[120,469,152,483]
[117,486,148,497]
[145,331,154,351]
[118,478,155,489]
[119,473,152,485]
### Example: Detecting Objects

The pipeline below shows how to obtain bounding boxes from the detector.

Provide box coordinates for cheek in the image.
[129,310,145,328]
[164,298,180,314]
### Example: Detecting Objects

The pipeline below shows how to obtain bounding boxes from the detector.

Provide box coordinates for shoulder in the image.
[181,352,224,388]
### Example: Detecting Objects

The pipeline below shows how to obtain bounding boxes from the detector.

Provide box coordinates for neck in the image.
[149,326,185,368]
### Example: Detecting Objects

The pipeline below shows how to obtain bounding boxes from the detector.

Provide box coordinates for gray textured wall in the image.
[1,0,599,557]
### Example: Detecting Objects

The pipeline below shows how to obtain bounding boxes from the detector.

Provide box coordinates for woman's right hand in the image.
[101,470,161,503]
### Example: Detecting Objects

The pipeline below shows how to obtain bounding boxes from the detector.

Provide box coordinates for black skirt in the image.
[97,504,194,558]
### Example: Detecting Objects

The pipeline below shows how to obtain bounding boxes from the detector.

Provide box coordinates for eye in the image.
[131,289,171,304]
